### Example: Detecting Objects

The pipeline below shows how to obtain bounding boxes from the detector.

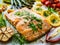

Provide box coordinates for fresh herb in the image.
[15,11,20,16]
[51,19,58,23]
[31,15,36,21]
[15,11,30,16]
[44,12,48,17]
[19,11,24,16]
[48,7,56,13]
[12,33,27,45]
[0,14,6,27]
[35,18,42,22]
[22,11,30,16]
[31,15,42,22]
[36,8,42,11]
[24,17,29,20]
[15,11,42,22]
[37,23,42,29]
[43,11,51,17]
[29,22,37,31]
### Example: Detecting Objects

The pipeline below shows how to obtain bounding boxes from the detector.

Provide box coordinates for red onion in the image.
[46,27,60,42]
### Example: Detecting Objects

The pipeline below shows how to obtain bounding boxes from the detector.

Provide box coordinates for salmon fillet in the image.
[5,7,51,41]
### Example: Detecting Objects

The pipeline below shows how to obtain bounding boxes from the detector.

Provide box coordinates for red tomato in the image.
[41,0,47,4]
[49,0,54,4]
[54,0,59,3]
[56,3,60,8]
[45,1,51,6]
[41,0,60,9]
[51,4,56,8]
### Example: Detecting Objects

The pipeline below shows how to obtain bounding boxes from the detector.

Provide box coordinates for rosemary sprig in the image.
[12,33,27,45]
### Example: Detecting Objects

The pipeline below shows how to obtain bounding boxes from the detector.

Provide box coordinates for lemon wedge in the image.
[47,14,60,26]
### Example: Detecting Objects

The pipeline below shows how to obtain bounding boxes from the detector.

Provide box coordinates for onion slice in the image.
[46,27,60,42]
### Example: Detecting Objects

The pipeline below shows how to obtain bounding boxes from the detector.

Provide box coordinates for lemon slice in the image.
[32,6,45,16]
[47,14,60,26]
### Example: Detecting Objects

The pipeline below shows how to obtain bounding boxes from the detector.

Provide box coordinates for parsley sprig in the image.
[29,22,37,31]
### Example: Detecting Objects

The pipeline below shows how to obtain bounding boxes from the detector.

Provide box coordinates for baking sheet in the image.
[0,0,60,45]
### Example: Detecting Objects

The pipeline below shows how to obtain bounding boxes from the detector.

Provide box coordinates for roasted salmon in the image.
[5,7,51,41]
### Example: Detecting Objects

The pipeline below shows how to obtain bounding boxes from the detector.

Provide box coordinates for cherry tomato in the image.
[49,0,54,4]
[54,0,59,3]
[45,1,51,6]
[51,4,56,8]
[41,0,47,4]
[56,3,60,8]
[41,0,60,9]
